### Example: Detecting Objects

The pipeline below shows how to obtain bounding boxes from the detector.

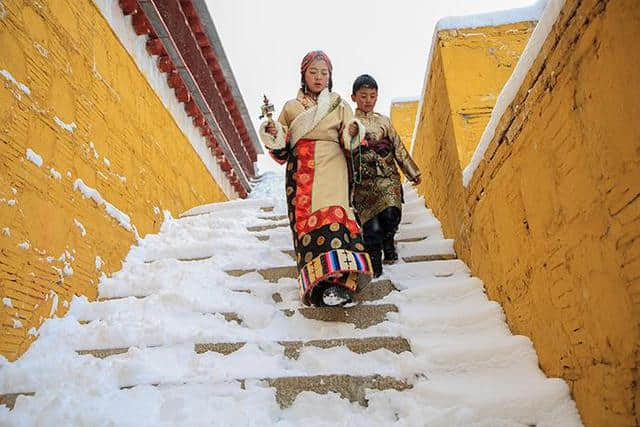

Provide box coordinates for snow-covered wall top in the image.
[409,0,548,158]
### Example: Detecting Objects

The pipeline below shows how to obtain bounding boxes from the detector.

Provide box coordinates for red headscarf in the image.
[300,50,333,75]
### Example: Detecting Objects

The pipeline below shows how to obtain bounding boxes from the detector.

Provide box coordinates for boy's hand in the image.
[348,122,359,137]
[265,121,277,137]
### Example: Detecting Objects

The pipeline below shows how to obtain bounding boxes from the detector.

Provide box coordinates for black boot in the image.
[368,244,383,278]
[322,285,353,306]
[382,235,398,264]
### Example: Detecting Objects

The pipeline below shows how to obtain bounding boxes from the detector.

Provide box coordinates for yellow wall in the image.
[0,0,227,361]
[412,1,640,425]
[389,100,418,152]
[439,22,535,168]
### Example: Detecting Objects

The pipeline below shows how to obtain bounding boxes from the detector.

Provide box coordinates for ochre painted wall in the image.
[0,0,227,361]
[439,22,535,169]
[389,100,418,152]
[412,1,640,425]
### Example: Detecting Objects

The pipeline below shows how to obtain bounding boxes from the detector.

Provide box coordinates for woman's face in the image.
[303,59,330,94]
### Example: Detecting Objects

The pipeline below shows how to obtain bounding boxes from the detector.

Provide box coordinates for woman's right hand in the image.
[265,121,277,137]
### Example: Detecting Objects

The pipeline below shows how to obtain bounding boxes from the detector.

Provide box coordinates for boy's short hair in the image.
[352,74,378,95]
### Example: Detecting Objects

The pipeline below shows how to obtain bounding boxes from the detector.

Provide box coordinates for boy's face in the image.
[351,87,378,113]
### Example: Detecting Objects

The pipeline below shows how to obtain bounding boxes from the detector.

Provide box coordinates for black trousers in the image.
[362,207,401,247]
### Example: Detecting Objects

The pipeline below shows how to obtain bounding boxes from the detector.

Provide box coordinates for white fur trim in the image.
[259,121,286,150]
[342,118,366,151]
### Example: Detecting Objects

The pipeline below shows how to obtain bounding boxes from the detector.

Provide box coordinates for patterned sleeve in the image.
[388,120,420,181]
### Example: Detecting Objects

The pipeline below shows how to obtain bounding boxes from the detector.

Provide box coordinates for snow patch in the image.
[73,218,87,236]
[11,187,17,195]
[63,263,74,276]
[48,291,58,317]
[153,206,161,215]
[89,141,99,159]
[103,157,111,167]
[17,241,30,250]
[73,178,139,238]
[6,199,16,206]
[26,148,43,167]
[436,1,545,30]
[49,167,62,180]
[28,327,38,337]
[463,0,565,186]
[12,319,22,329]
[0,69,31,95]
[66,171,72,178]
[95,255,103,270]
[1,227,10,236]
[2,297,12,307]
[54,116,77,133]
[34,42,49,57]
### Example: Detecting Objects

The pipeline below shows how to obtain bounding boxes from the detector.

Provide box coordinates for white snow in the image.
[103,157,111,167]
[409,0,548,157]
[89,141,99,159]
[435,0,545,31]
[12,319,22,329]
[153,206,161,215]
[462,0,565,186]
[25,148,43,167]
[1,227,10,236]
[74,219,87,236]
[27,328,38,337]
[95,256,104,270]
[0,69,31,95]
[49,167,62,180]
[0,172,581,425]
[6,199,16,206]
[33,42,48,57]
[2,297,12,307]
[48,291,58,317]
[73,178,139,238]
[11,188,17,195]
[17,241,30,250]
[53,116,77,133]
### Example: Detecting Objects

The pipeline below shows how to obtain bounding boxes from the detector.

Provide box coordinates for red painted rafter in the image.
[116,0,254,197]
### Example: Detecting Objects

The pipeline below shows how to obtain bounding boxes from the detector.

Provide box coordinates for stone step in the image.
[396,236,426,243]
[89,281,395,320]
[256,235,270,241]
[0,392,34,410]
[0,374,411,411]
[77,302,396,330]
[295,304,398,329]
[260,206,274,212]
[76,336,410,360]
[258,215,288,221]
[247,223,288,232]
[268,374,411,408]
[402,253,457,263]
[225,265,298,282]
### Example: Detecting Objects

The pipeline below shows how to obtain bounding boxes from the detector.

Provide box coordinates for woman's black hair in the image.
[352,74,378,95]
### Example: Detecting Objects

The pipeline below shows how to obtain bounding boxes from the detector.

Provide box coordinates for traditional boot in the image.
[322,284,353,306]
[382,234,398,264]
[368,244,383,278]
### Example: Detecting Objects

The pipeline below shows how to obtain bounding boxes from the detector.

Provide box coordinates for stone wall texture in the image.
[409,1,640,425]
[0,0,228,361]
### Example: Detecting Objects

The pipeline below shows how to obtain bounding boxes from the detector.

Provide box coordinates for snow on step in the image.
[0,169,581,426]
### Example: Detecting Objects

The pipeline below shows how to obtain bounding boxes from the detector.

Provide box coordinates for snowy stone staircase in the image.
[0,176,580,425]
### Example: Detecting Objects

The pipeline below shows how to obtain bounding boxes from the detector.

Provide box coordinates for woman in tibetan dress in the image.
[259,51,372,307]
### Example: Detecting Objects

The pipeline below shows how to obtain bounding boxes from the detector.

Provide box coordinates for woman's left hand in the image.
[348,122,358,137]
